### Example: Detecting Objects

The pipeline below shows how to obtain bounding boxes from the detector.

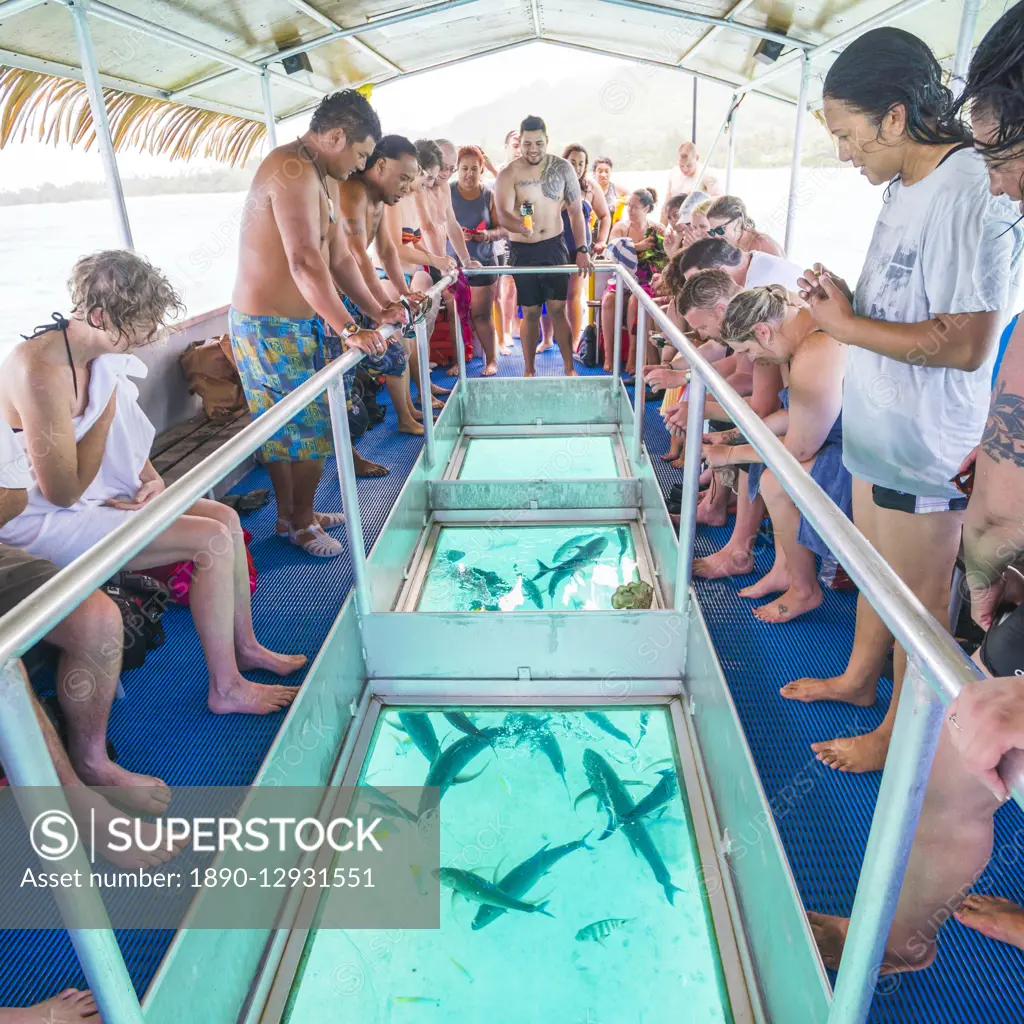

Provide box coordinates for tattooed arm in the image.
[964,319,1024,627]
[551,158,592,269]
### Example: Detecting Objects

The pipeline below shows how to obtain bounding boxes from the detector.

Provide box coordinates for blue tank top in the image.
[778,386,843,445]
[450,182,496,264]
[562,198,593,251]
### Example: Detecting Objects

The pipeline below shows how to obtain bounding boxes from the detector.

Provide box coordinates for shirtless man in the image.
[667,142,722,199]
[336,134,430,437]
[707,284,850,623]
[495,115,593,376]
[230,90,406,559]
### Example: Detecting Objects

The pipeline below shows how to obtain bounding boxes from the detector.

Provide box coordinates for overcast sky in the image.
[0,43,610,189]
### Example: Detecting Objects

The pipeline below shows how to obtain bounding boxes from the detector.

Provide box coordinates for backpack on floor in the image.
[578,324,599,368]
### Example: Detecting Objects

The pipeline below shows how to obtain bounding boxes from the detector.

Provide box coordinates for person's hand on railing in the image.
[946,676,1024,800]
[576,249,594,273]
[664,400,688,433]
[346,328,388,357]
[402,291,431,320]
[703,429,741,446]
[377,301,409,327]
[430,254,459,274]
[644,365,687,390]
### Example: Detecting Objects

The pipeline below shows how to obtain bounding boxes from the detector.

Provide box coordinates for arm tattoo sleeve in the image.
[981,380,1024,467]
[722,429,746,446]
[542,157,581,203]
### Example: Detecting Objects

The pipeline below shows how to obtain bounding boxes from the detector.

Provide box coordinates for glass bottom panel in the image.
[416,525,641,612]
[457,436,619,480]
[285,707,732,1024]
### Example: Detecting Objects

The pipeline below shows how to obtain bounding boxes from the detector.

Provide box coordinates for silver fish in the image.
[576,917,634,945]
[434,868,554,917]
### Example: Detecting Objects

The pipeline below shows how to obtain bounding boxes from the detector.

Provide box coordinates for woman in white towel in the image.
[0,252,306,716]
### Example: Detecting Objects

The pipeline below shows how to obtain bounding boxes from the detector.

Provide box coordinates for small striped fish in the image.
[575,917,634,945]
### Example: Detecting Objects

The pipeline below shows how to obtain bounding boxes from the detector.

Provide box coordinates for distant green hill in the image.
[414,60,835,171]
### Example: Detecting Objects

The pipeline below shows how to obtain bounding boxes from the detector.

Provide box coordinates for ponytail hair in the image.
[720,285,789,344]
[823,27,969,147]
[708,195,754,230]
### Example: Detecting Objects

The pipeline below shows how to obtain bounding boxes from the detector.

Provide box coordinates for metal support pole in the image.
[0,661,145,1024]
[674,374,706,613]
[827,655,946,1024]
[784,52,811,257]
[326,379,372,618]
[631,305,648,466]
[453,295,468,418]
[260,71,277,150]
[66,0,133,249]
[415,319,437,468]
[612,272,624,389]
[630,303,647,464]
[725,95,739,195]
[695,104,733,198]
[692,77,698,143]
[951,0,981,95]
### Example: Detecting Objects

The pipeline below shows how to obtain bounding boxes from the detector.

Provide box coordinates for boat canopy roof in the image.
[0,0,999,165]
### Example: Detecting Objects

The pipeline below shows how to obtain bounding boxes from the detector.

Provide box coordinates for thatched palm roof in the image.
[0,66,266,166]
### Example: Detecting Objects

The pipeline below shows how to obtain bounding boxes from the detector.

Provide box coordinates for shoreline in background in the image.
[0,165,883,354]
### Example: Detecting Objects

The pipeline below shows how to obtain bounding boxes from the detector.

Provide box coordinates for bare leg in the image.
[546,299,576,376]
[0,988,102,1023]
[521,305,542,377]
[471,283,499,375]
[806,483,965,773]
[746,466,823,622]
[956,895,1024,948]
[492,292,508,354]
[47,591,169,814]
[600,290,616,372]
[625,294,638,374]
[384,369,424,435]
[566,274,581,346]
[809,676,1001,971]
[501,275,519,347]
[538,312,554,352]
[781,476,892,708]
[129,504,302,715]
[694,471,762,578]
[265,459,294,528]
[695,472,731,527]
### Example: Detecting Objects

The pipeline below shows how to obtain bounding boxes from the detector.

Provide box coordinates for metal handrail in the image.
[0,272,456,668]
[621,272,1024,803]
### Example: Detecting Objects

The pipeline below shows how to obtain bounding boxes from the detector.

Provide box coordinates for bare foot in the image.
[445,365,459,377]
[661,451,681,463]
[524,371,536,378]
[808,911,936,973]
[956,894,1024,948]
[738,565,791,600]
[694,545,755,578]
[670,455,686,469]
[398,420,426,436]
[432,397,445,410]
[412,406,425,422]
[208,678,299,716]
[811,725,891,773]
[695,497,728,527]
[538,341,554,352]
[0,988,101,1023]
[779,672,877,706]
[564,367,578,377]
[353,454,389,478]
[431,383,451,397]
[237,643,307,676]
[501,344,514,355]
[65,787,189,869]
[602,363,612,373]
[752,585,823,624]
[482,362,498,376]
[74,759,171,817]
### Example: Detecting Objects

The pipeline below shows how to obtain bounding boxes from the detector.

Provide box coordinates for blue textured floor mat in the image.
[4,347,1022,1021]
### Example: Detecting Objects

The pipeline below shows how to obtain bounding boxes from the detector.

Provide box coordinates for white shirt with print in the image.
[843,147,1024,497]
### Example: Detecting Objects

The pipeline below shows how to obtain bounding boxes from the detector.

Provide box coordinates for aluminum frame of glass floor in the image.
[137,376,831,1024]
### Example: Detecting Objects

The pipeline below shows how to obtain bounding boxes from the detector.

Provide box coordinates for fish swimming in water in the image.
[446,955,473,982]
[444,711,488,739]
[579,749,683,905]
[397,712,441,763]
[586,711,633,746]
[621,768,678,824]
[615,526,630,564]
[419,728,498,816]
[552,532,598,564]
[521,576,545,609]
[393,996,441,1005]
[635,710,650,749]
[576,917,634,946]
[533,537,609,599]
[443,549,466,562]
[501,713,570,796]
[362,785,421,824]
[473,832,593,930]
[434,868,554,917]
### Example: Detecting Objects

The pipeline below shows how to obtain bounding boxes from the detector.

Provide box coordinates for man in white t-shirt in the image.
[666,142,722,200]
[0,418,170,810]
[677,236,804,292]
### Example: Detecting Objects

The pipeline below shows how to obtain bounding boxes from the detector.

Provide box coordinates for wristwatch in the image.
[340,322,362,339]
[574,245,591,256]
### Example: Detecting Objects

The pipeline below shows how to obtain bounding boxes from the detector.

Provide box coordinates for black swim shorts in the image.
[979,602,1024,677]
[508,236,571,308]
[872,485,968,515]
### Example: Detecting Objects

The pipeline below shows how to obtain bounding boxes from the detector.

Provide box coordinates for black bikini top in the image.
[22,313,78,399]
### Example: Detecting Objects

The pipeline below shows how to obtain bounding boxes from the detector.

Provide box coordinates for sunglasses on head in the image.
[707,215,740,237]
